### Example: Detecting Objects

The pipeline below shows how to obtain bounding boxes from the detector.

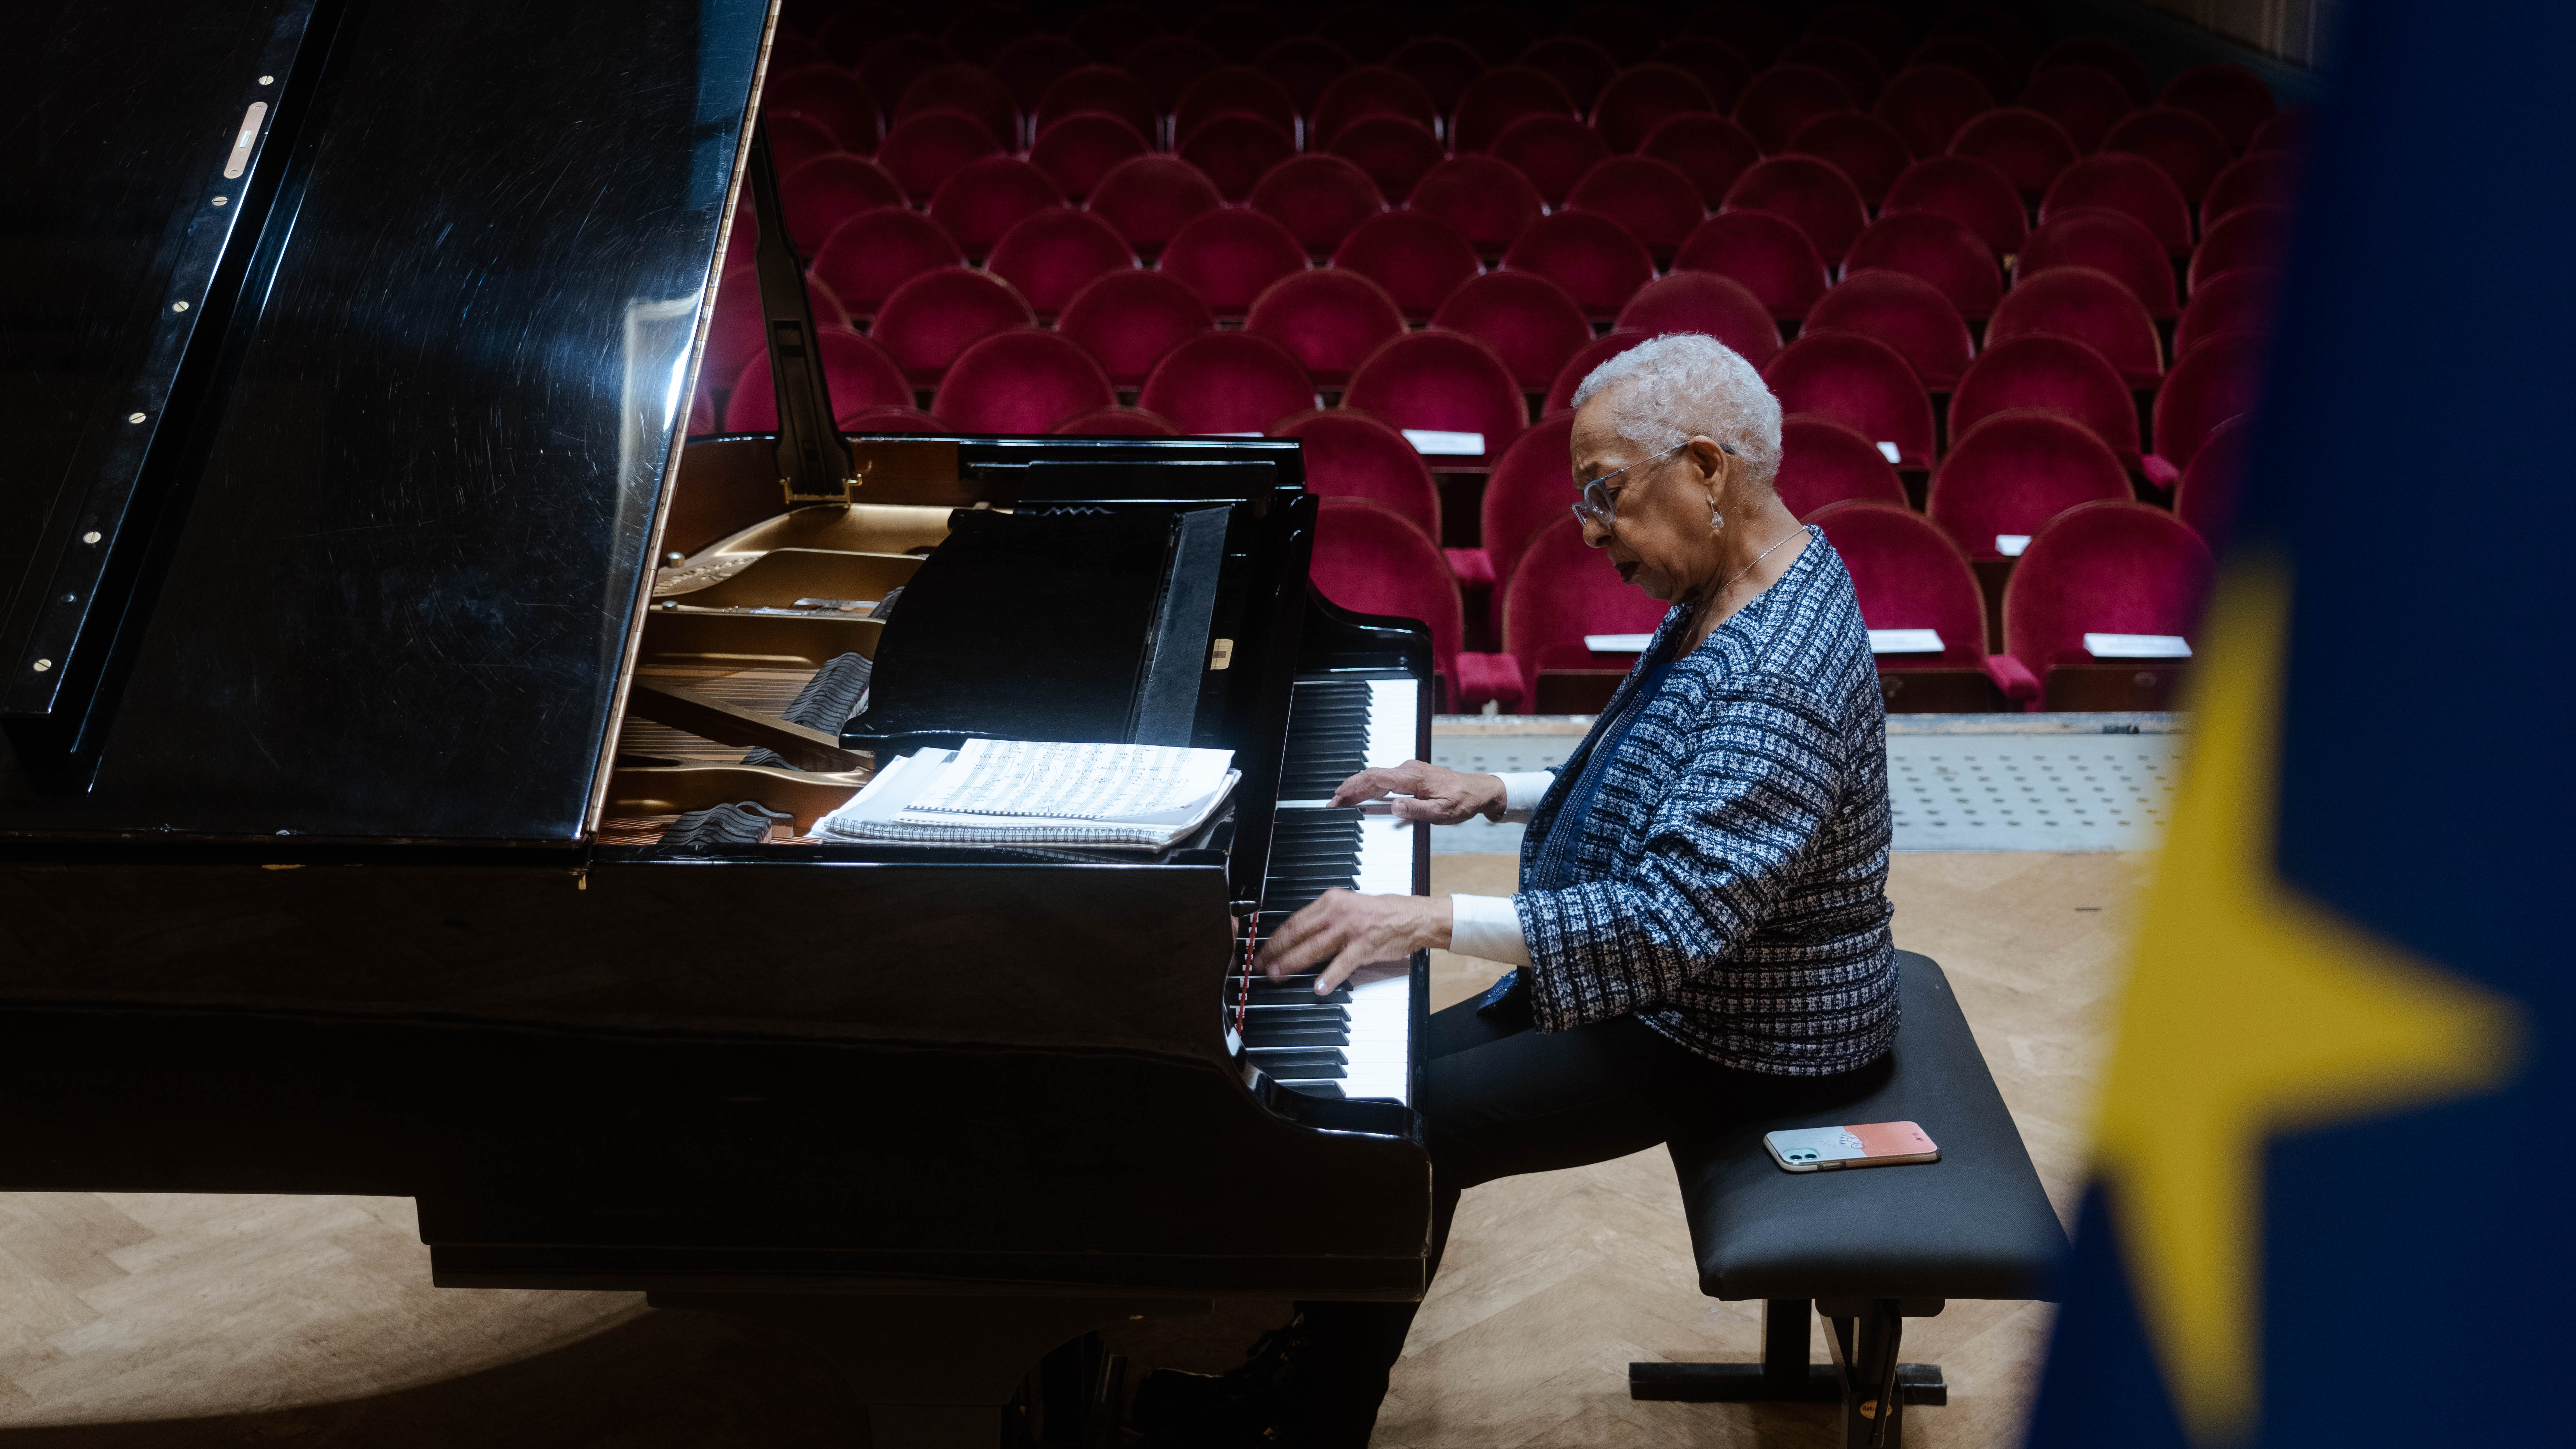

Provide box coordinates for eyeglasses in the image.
[1570,440,1734,527]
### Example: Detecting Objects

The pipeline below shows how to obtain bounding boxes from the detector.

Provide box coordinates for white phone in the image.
[1764,1121,1941,1172]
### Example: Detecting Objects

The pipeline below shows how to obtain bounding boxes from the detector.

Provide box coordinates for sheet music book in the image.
[812,739,1239,848]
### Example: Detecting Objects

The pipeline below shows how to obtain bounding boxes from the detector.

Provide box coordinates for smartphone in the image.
[1764,1121,1940,1172]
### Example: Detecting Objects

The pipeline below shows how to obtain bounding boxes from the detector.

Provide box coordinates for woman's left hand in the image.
[1257,891,1452,995]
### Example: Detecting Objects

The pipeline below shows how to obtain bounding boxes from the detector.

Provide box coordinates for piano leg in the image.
[648,1292,1207,1447]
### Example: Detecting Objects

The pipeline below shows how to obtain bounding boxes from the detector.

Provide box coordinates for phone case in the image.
[1764,1121,1941,1172]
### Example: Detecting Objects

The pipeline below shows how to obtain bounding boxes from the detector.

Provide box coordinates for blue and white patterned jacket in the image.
[1511,527,1897,1076]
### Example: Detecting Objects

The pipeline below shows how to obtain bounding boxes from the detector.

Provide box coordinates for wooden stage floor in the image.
[0,850,2149,1446]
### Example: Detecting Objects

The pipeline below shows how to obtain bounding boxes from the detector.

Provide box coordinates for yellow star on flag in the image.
[2091,564,2520,1442]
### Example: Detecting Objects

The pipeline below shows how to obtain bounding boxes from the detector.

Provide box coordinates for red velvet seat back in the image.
[1566,155,1710,265]
[1274,409,1442,540]
[2015,205,2179,317]
[2003,500,2217,671]
[895,64,1019,149]
[1043,65,1163,141]
[2173,414,2251,544]
[1030,113,1152,202]
[2017,62,2136,154]
[763,114,843,178]
[1250,154,1388,256]
[927,158,1064,262]
[1136,331,1317,436]
[932,330,1117,434]
[1844,210,2001,319]
[1613,273,1782,367]
[1522,36,1622,114]
[1343,330,1528,470]
[1331,116,1448,203]
[1085,156,1224,261]
[1159,208,1308,319]
[702,268,852,398]
[722,329,911,431]
[1242,268,1406,387]
[1883,154,2027,256]
[1874,63,1995,156]
[1653,38,1753,113]
[2201,152,2300,232]
[1492,114,1615,208]
[764,65,882,153]
[808,208,961,323]
[1480,411,1581,600]
[1332,210,1482,321]
[1948,107,2078,204]
[1781,36,1886,108]
[1806,500,1989,672]
[991,34,1091,115]
[1312,497,1464,710]
[1722,154,1871,266]
[871,267,1037,385]
[2042,153,2194,257]
[1672,210,1831,321]
[1501,211,1657,320]
[1055,406,1178,436]
[1591,63,1718,152]
[1453,66,1578,153]
[2151,328,2267,474]
[1641,114,1764,207]
[1762,330,1937,468]
[1928,409,2136,560]
[1502,515,1672,707]
[1126,33,1224,110]
[1314,65,1439,147]
[1388,35,1489,114]
[2035,37,2151,105]
[983,208,1134,319]
[846,405,951,434]
[1985,265,2164,387]
[1174,115,1294,202]
[2175,265,2279,358]
[1174,66,1300,147]
[1788,111,1911,209]
[2104,106,2233,206]
[1431,271,1593,391]
[875,111,1004,203]
[1806,271,1976,388]
[1731,63,1855,153]
[1409,156,1546,258]
[1907,36,2018,99]
[2189,203,2293,293]
[1951,333,2141,462]
[1259,35,1356,114]
[1543,330,1652,416]
[1777,414,1909,517]
[780,154,905,253]
[1056,269,1215,387]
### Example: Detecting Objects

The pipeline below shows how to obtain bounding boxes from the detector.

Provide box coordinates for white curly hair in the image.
[1570,333,1784,493]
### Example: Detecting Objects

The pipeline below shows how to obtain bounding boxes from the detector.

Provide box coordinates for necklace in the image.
[1686,526,1805,640]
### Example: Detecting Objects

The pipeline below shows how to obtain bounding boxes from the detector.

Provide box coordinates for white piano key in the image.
[1366,679,1417,768]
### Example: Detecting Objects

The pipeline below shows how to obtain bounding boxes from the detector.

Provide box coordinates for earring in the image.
[1710,502,1725,532]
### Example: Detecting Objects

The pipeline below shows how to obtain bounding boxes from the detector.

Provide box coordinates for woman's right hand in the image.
[1329,761,1510,825]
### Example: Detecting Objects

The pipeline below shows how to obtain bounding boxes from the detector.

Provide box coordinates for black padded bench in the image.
[1633,952,2066,1446]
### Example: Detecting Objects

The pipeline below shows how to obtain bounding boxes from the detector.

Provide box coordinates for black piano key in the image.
[1243,1005,1348,1025]
[1278,1082,1346,1098]
[1242,1027,1349,1049]
[1244,1053,1346,1077]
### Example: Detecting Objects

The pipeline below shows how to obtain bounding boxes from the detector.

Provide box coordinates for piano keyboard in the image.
[1235,675,1421,1105]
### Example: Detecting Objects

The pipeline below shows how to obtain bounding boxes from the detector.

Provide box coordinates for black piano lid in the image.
[0,0,773,841]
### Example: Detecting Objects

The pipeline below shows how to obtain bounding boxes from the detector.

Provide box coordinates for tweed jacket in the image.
[1511,527,1897,1076]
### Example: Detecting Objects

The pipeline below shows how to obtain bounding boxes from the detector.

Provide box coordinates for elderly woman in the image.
[1138,334,1900,1448]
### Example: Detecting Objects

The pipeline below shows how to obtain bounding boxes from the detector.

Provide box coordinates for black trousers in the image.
[1292,991,1887,1441]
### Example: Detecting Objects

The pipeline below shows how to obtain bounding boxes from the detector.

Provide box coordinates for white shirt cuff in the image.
[1449,893,1532,966]
[1492,770,1556,821]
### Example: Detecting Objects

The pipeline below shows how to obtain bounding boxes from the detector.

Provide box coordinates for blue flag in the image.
[2025,4,2575,1446]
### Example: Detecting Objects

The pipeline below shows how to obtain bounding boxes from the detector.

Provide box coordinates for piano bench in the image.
[1633,952,2067,1448]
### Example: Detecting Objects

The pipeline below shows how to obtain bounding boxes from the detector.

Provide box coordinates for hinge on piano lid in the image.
[781,439,965,508]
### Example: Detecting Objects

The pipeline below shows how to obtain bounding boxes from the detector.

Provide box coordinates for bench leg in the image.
[1628,1298,1947,1448]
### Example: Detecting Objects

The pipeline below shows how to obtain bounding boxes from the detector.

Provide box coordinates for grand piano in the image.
[0,2,1435,1442]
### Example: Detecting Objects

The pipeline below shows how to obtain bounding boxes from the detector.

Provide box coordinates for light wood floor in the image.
[0,852,2150,1446]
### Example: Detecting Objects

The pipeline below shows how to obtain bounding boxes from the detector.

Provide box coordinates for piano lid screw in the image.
[172,301,189,312]
[127,412,146,424]
[31,660,51,673]
[211,196,227,206]
[259,75,274,85]
[82,531,102,544]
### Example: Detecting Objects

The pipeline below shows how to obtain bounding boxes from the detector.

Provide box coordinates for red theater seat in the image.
[1343,330,1528,470]
[1177,115,1296,203]
[1777,414,1909,516]
[870,267,1036,387]
[1723,154,1870,266]
[1763,330,1936,469]
[1492,114,1615,207]
[845,405,951,434]
[1256,35,1353,116]
[1906,36,2019,103]
[1928,409,2135,560]
[932,329,1116,433]
[926,158,1063,261]
[1470,411,1581,622]
[1884,154,2027,256]
[1874,64,1993,157]
[894,64,1019,150]
[1159,207,1306,320]
[1732,63,1856,154]
[1951,333,2141,465]
[1592,64,1719,153]
[1543,329,1651,415]
[1614,272,1782,367]
[1313,66,1439,147]
[1641,113,1764,206]
[1251,154,1386,256]
[1672,209,1831,321]
[1566,155,1709,265]
[2189,204,2293,294]
[2018,63,2135,154]
[2146,328,2265,485]
[1653,37,1754,112]
[1845,210,2002,319]
[779,154,905,253]
[876,112,1003,203]
[1331,116,1449,204]
[2201,151,2299,232]
[1332,210,1481,321]
[2015,206,2178,317]
[722,329,912,432]
[764,115,844,180]
[2042,153,2193,257]
[983,208,1131,320]
[1175,67,1299,147]
[1085,156,1223,261]
[1453,67,1579,153]
[764,66,881,153]
[1272,409,1442,540]
[1502,211,1657,320]
[1125,35,1224,112]
[1040,65,1161,142]
[1243,268,1406,387]
[1136,331,1317,435]
[1067,4,1163,66]
[1948,108,2078,204]
[1311,497,1476,711]
[1782,35,1886,107]
[1030,113,1152,202]
[1788,110,1912,208]
[1520,36,1623,114]
[1807,500,2028,707]
[2159,63,2276,152]
[991,33,1091,115]
[1499,515,1668,711]
[808,207,963,321]
[2175,266,2279,358]
[2001,501,2215,710]
[1053,406,1178,436]
[2104,106,2233,207]
[1409,156,1546,259]
[1807,271,1976,389]
[2172,413,2250,543]
[2035,36,2150,105]
[1057,269,1214,388]
[1388,35,1490,114]
[1431,270,1593,391]
[1985,265,2164,388]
